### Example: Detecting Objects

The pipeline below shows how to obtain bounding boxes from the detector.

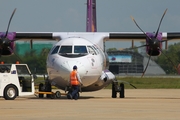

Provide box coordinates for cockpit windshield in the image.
[51,46,60,55]
[74,46,88,53]
[59,45,88,58]
[59,46,72,53]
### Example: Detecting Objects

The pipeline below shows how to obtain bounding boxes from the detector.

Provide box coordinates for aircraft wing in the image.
[15,32,58,41]
[14,32,180,41]
[108,32,180,40]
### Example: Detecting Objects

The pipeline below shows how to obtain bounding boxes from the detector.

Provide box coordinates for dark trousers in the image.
[71,85,79,100]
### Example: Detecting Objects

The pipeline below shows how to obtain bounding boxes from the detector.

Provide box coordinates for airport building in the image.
[107,50,166,75]
[107,51,144,74]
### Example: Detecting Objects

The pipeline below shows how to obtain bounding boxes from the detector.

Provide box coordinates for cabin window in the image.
[74,46,87,53]
[59,46,72,53]
[51,46,60,54]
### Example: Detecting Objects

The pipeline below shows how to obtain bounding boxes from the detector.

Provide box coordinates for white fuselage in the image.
[46,37,112,91]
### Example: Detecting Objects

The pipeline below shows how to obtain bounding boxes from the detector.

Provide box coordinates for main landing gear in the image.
[112,81,125,98]
[111,79,136,98]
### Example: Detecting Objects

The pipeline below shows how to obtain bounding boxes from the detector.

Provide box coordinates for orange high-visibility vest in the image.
[70,70,79,85]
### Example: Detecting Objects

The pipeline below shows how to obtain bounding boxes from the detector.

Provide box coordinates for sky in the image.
[0,0,180,49]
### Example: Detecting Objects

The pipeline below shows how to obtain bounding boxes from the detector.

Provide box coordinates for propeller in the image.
[0,8,16,52]
[131,9,168,77]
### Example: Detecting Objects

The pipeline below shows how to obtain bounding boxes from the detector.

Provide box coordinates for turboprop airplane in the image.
[1,1,180,99]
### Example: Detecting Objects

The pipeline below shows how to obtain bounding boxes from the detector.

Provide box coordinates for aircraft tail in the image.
[86,0,97,32]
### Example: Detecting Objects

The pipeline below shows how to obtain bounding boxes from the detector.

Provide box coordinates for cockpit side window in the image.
[92,45,99,54]
[74,46,87,53]
[51,46,60,54]
[59,46,72,53]
[87,46,97,55]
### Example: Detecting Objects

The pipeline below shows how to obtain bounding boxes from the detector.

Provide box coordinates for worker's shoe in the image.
[69,94,73,99]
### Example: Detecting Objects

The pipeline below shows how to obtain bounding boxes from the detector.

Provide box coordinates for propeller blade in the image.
[125,44,148,51]
[130,16,152,40]
[158,47,178,71]
[160,38,173,50]
[30,39,33,49]
[154,9,168,38]
[117,80,137,89]
[7,46,23,63]
[132,44,148,49]
[5,8,17,38]
[141,53,152,78]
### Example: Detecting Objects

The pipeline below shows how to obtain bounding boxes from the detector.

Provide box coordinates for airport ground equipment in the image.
[34,82,67,99]
[0,63,35,100]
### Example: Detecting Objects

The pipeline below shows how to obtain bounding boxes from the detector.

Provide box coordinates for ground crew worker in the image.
[69,65,83,100]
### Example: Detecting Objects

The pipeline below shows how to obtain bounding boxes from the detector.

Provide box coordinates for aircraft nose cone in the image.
[61,60,86,76]
[68,61,86,74]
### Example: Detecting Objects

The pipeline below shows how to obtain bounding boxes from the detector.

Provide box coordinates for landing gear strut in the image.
[112,81,125,98]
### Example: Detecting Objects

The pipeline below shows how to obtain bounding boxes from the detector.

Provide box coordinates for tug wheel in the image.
[4,85,17,100]
[55,91,61,98]
[50,94,55,99]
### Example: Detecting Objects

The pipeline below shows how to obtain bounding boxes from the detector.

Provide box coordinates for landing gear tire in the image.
[50,94,55,99]
[55,91,61,98]
[120,83,125,98]
[112,82,117,98]
[39,83,44,98]
[4,85,17,100]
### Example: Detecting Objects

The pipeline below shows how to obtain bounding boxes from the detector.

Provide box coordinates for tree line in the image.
[0,48,50,74]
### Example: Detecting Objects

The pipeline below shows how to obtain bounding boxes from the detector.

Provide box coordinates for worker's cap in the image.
[73,65,77,69]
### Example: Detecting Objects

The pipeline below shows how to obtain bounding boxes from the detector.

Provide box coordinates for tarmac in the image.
[0,89,180,120]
